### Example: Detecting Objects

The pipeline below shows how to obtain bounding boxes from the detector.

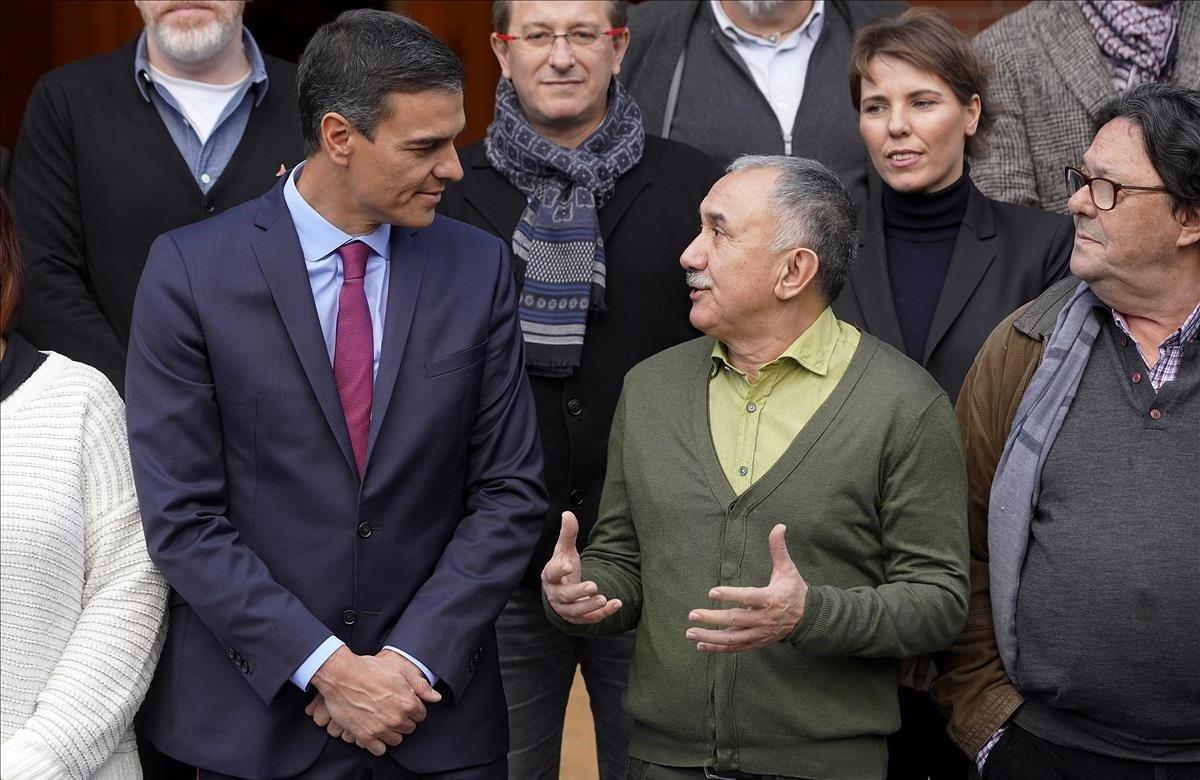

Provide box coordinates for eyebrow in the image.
[860,88,944,102]
[701,209,727,228]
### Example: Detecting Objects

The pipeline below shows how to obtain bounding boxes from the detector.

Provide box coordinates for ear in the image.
[775,247,819,302]
[1177,205,1200,249]
[964,93,982,137]
[318,111,355,167]
[611,28,630,75]
[490,33,514,79]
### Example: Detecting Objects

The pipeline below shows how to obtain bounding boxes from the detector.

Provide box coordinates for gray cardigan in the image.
[619,0,904,207]
[971,0,1200,213]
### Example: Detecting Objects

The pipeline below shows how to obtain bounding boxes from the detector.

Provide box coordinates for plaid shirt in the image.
[1112,301,1200,389]
[978,298,1200,771]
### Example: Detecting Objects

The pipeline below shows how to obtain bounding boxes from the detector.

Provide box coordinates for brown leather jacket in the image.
[930,277,1079,757]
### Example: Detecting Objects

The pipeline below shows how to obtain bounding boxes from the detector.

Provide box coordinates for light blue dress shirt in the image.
[134,29,269,194]
[282,163,438,691]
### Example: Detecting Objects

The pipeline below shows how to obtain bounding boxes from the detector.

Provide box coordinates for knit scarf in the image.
[988,281,1102,687]
[485,77,645,377]
[1079,0,1180,90]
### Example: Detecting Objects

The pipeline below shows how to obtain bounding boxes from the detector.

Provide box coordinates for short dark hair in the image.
[1094,83,1200,222]
[727,155,858,303]
[297,9,464,157]
[848,7,994,160]
[0,190,24,334]
[491,0,628,32]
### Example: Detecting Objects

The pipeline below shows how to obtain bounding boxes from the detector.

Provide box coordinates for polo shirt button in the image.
[746,402,757,413]
[569,489,584,507]
[1149,408,1162,420]
[341,609,357,625]
[738,465,749,476]
[566,398,582,416]
[1132,372,1142,384]
[357,522,372,538]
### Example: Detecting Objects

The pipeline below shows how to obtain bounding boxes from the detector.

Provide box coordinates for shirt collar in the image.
[710,0,824,49]
[710,306,841,378]
[283,162,392,264]
[135,28,270,105]
[1111,299,1200,347]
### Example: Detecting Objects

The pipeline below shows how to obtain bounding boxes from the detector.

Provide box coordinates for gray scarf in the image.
[989,281,1103,686]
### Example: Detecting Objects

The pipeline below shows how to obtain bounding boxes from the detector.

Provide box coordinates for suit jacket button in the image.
[341,609,357,625]
[227,648,236,659]
[239,660,250,673]
[566,398,582,416]
[569,489,584,507]
[357,522,372,538]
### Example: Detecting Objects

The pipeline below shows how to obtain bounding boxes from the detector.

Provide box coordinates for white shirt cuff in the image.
[290,635,344,691]
[382,646,439,687]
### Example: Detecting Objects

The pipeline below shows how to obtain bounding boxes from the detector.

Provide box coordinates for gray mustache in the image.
[685,271,712,290]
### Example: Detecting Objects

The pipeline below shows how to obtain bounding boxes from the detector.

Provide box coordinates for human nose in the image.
[1066,178,1095,217]
[547,34,576,68]
[436,146,464,183]
[887,106,909,137]
[680,231,706,270]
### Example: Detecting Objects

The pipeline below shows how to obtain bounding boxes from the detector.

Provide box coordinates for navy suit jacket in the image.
[126,179,547,778]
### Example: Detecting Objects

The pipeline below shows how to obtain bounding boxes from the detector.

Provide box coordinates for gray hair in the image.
[297,9,464,157]
[727,155,858,302]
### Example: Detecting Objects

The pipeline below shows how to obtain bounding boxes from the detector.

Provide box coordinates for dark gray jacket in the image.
[620,0,904,206]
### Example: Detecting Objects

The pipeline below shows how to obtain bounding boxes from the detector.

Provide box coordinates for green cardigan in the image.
[548,333,969,779]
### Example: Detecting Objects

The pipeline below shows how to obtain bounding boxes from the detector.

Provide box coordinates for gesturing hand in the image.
[541,511,622,624]
[686,524,809,653]
[307,647,442,755]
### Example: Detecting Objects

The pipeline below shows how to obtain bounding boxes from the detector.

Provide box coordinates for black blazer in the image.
[834,180,1073,402]
[440,136,722,586]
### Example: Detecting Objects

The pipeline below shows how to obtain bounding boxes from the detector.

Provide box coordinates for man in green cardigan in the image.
[543,156,970,780]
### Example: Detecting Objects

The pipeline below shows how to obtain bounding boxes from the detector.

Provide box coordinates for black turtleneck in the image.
[883,167,971,363]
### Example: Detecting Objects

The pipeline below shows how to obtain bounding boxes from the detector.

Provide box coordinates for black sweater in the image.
[10,38,304,394]
[882,170,971,362]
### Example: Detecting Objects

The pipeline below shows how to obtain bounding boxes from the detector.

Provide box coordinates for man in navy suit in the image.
[125,9,546,779]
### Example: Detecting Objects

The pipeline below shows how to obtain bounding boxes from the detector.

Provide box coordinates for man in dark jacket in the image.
[439,2,721,778]
[10,0,303,394]
[619,0,903,207]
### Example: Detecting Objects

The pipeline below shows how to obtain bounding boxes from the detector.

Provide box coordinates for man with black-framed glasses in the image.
[933,82,1200,779]
[439,3,722,778]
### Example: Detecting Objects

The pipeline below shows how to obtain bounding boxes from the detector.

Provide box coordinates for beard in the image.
[730,0,793,20]
[142,2,243,64]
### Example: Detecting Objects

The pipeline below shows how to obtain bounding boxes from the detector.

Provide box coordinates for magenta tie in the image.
[333,240,373,478]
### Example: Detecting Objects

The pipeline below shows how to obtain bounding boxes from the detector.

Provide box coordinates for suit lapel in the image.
[1042,2,1115,120]
[849,198,905,351]
[365,227,426,464]
[923,185,997,364]
[598,160,649,242]
[251,186,357,476]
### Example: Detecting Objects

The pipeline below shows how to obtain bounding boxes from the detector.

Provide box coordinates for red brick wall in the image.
[910,0,1030,37]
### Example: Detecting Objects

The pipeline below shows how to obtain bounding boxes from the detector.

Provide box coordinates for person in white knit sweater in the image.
[0,190,168,779]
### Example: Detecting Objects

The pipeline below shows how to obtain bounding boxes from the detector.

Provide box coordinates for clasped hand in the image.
[686,524,809,653]
[305,646,441,756]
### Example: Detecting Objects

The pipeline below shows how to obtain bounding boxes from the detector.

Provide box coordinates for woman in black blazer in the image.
[834,7,1073,406]
[834,8,1073,780]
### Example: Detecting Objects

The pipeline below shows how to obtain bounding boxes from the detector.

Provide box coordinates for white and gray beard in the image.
[151,12,241,64]
[730,0,793,20]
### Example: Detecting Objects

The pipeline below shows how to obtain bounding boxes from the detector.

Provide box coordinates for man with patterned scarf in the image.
[439,2,721,777]
[933,83,1200,779]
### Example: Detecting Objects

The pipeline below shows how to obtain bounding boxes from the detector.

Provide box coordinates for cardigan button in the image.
[1149,408,1162,420]
[568,489,584,507]
[1132,372,1142,384]
[566,398,583,416]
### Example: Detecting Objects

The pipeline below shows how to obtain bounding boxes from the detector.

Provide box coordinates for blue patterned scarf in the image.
[485,77,645,377]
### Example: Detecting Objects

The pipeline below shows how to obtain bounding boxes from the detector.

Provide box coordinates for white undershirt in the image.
[710,0,825,135]
[148,64,251,144]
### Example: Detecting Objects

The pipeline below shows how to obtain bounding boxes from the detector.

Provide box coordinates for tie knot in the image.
[337,240,370,281]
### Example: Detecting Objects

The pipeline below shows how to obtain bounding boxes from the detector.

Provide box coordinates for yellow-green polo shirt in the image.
[708,306,861,494]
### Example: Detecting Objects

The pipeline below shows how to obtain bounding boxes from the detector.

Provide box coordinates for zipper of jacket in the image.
[783,132,793,156]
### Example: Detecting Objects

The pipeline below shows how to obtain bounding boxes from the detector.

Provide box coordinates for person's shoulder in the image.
[974,2,1044,49]
[987,196,1073,235]
[24,352,124,419]
[638,136,723,186]
[34,40,136,94]
[423,212,508,250]
[854,332,946,405]
[628,0,698,30]
[625,336,711,386]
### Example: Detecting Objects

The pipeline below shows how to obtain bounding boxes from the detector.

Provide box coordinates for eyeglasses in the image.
[1064,167,1169,211]
[495,27,627,51]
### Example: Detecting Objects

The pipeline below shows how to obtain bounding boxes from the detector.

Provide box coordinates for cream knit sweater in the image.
[1,353,168,780]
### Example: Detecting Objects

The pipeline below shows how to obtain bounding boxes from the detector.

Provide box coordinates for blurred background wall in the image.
[1,0,1029,152]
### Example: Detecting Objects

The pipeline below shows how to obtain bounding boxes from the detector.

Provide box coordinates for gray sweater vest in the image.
[1014,316,1200,762]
